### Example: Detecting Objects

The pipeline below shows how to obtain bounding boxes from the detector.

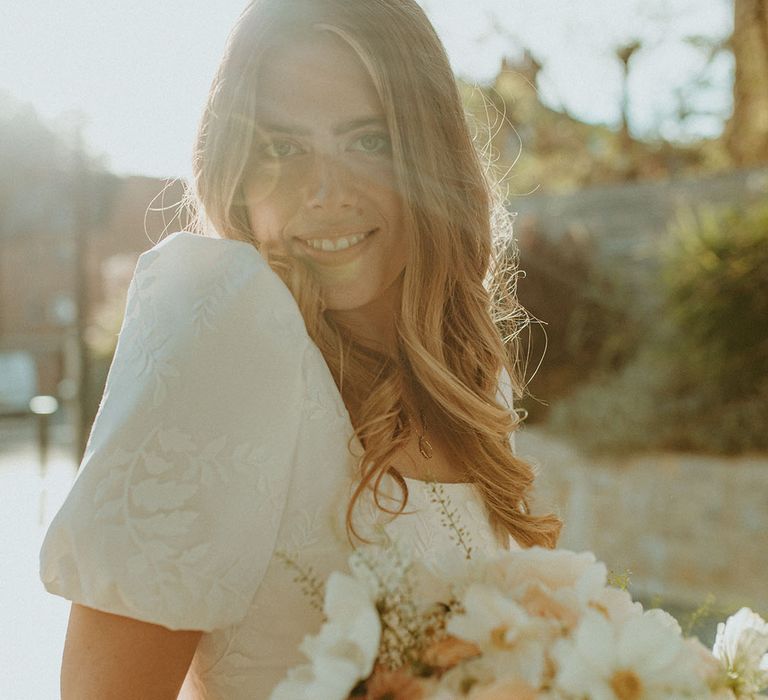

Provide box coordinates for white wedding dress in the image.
[39,231,520,699]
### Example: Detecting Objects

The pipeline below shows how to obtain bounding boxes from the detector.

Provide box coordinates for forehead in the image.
[254,32,385,126]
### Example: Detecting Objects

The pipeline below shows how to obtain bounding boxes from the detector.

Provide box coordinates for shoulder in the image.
[136,231,262,295]
[496,365,515,410]
[139,230,260,269]
[130,231,305,337]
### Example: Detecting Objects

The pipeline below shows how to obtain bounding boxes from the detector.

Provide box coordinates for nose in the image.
[303,151,358,212]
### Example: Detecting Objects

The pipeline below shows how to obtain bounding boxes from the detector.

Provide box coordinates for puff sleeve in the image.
[39,231,311,631]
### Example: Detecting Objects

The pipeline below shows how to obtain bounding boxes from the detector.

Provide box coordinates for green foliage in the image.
[549,344,768,454]
[662,203,768,401]
[682,593,717,638]
[548,200,768,455]
[607,568,632,591]
[636,593,737,648]
[515,221,643,423]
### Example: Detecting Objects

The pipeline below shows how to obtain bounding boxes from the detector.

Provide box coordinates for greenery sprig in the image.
[426,481,473,560]
[274,549,326,614]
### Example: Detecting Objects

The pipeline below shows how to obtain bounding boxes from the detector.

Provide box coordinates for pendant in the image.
[418,435,433,460]
[417,409,433,459]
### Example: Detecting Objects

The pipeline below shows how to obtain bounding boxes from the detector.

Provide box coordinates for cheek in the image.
[243,175,298,247]
[351,164,402,223]
[377,189,406,245]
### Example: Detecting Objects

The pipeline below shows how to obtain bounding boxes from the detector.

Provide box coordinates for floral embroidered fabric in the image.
[39,231,519,699]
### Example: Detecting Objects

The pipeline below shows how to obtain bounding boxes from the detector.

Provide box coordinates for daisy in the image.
[552,609,708,699]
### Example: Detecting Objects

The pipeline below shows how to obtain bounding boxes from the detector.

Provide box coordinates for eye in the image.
[351,132,391,155]
[261,139,304,159]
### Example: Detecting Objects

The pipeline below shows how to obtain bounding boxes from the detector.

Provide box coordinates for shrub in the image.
[514,217,642,422]
[548,347,768,455]
[548,201,768,455]
[662,203,768,402]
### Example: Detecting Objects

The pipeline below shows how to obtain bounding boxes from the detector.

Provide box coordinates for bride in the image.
[40,0,561,697]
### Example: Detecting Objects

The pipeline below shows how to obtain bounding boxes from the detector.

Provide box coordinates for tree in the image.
[724,0,768,165]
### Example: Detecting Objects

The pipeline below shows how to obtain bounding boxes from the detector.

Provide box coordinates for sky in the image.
[0,0,733,180]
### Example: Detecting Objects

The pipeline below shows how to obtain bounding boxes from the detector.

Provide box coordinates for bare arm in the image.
[61,603,203,700]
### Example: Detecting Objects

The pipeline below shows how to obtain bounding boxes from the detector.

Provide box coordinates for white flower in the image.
[594,585,644,624]
[643,607,683,635]
[270,571,381,700]
[684,636,739,699]
[479,548,609,634]
[483,547,608,597]
[435,655,558,700]
[309,571,382,674]
[270,658,367,700]
[553,609,708,699]
[446,584,549,687]
[712,607,768,698]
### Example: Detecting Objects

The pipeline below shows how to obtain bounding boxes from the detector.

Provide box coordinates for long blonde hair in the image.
[186,0,561,549]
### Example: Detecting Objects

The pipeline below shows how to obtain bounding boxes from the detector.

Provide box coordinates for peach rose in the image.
[486,548,605,594]
[422,635,481,670]
[469,678,539,700]
[519,584,579,631]
[362,665,431,700]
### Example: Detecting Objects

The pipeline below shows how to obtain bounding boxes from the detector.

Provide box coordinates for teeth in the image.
[304,230,372,252]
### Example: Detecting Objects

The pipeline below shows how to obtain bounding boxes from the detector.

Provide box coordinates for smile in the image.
[299,229,376,252]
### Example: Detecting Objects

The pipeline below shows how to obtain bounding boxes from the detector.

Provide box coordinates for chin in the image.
[322,271,404,317]
[323,291,377,312]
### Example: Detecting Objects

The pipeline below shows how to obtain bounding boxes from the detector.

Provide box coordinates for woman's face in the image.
[243,32,407,316]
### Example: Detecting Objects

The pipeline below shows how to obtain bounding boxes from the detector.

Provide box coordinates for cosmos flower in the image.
[270,572,381,700]
[712,607,768,698]
[552,608,708,699]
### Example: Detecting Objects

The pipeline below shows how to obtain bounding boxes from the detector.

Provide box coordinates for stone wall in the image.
[518,427,768,614]
[512,167,768,253]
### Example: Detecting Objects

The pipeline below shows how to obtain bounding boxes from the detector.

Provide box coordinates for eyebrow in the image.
[256,116,388,137]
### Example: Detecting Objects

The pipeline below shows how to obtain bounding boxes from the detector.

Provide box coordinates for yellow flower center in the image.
[610,669,643,700]
[490,625,515,650]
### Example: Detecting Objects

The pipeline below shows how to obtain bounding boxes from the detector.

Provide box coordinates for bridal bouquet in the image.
[271,543,768,699]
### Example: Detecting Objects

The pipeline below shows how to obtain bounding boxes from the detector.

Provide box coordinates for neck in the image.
[327,274,403,357]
